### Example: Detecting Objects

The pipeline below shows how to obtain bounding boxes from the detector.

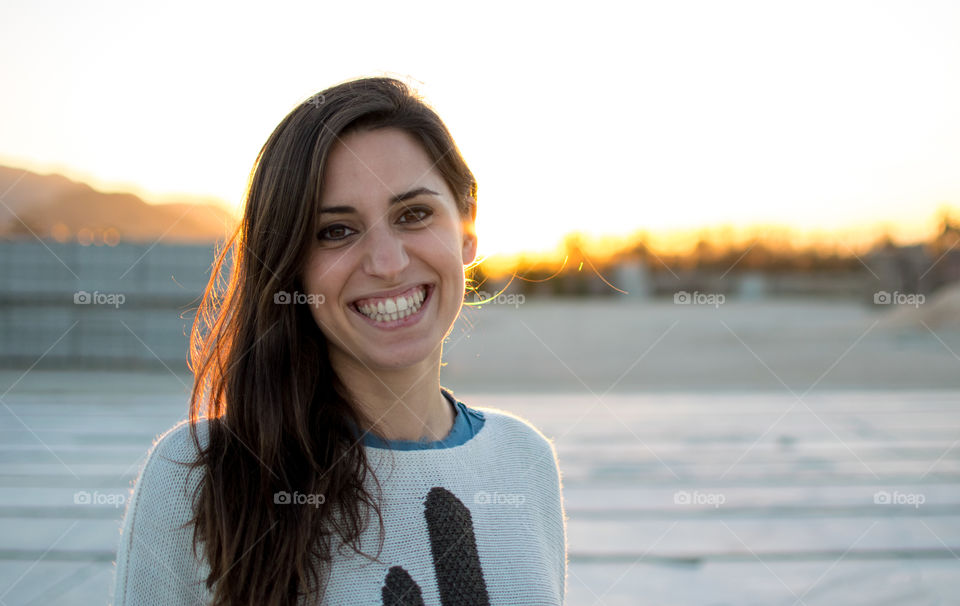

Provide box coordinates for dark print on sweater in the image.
[381,487,490,606]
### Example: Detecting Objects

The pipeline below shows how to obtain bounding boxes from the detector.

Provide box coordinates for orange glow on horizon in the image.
[3,155,956,275]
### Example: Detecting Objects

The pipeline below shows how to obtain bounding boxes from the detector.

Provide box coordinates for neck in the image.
[329,348,454,442]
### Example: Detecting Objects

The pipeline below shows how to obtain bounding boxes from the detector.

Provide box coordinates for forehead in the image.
[319,128,448,206]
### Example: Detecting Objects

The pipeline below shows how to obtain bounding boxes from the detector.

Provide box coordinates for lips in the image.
[351,284,430,323]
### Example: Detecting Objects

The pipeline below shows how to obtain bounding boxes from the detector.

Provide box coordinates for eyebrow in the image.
[318,187,440,215]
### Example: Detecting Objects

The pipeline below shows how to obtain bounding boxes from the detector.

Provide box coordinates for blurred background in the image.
[1,0,959,604]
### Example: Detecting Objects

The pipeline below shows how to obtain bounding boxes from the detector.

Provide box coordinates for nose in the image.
[362,224,409,281]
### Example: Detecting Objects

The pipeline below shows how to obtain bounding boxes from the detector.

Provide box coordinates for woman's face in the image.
[301,127,477,374]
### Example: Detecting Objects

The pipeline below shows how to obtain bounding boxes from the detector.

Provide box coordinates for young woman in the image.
[112,77,567,605]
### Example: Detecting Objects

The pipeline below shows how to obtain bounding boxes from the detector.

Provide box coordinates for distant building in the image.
[612,258,651,298]
[866,217,960,296]
[0,241,222,369]
[927,218,960,290]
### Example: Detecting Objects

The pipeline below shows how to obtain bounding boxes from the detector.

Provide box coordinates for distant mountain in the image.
[0,165,238,243]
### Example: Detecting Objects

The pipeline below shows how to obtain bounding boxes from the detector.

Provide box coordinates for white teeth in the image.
[355,286,427,322]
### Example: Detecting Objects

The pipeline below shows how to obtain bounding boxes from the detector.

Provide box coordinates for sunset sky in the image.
[1,0,959,257]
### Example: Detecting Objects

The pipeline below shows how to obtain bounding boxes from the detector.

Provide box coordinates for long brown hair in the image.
[184,77,478,605]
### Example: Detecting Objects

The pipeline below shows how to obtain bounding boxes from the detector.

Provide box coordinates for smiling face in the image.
[301,127,477,376]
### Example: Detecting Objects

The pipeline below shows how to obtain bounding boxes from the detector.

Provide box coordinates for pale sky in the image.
[2,0,959,256]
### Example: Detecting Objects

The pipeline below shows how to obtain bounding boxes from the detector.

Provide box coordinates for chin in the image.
[365,341,440,371]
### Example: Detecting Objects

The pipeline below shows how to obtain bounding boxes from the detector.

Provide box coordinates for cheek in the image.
[417,226,467,268]
[301,255,341,300]
[418,222,468,264]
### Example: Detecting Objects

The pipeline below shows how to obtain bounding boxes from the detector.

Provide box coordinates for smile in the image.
[351,284,430,324]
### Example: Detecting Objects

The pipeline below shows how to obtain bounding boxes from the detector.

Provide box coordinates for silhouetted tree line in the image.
[468,215,960,299]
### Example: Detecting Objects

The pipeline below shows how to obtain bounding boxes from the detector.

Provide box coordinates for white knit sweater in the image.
[111,408,567,605]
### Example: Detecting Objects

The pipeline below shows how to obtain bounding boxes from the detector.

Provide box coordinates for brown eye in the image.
[398,207,432,224]
[317,224,356,241]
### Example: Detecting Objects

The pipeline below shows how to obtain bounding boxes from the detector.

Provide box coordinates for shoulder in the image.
[121,418,209,524]
[475,406,554,443]
[149,417,209,458]
[474,406,561,467]
[136,419,209,487]
[118,418,213,544]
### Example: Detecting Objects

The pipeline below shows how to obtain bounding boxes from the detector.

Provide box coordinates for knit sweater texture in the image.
[111,397,567,605]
